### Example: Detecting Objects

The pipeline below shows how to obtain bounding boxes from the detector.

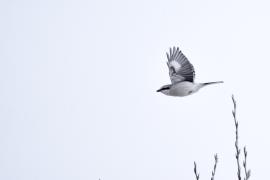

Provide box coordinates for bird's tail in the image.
[202,81,224,86]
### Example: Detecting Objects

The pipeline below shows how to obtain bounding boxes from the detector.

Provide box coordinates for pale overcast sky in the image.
[1,0,270,180]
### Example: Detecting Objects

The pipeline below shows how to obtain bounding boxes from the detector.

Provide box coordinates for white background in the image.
[0,0,269,179]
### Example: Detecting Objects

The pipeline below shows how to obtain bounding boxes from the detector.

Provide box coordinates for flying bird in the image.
[157,47,223,97]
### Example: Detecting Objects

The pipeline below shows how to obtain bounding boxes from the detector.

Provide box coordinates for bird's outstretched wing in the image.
[166,47,195,83]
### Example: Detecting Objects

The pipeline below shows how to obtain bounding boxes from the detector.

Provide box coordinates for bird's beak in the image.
[156,88,161,92]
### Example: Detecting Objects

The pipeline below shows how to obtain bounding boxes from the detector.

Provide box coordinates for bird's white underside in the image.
[160,81,201,97]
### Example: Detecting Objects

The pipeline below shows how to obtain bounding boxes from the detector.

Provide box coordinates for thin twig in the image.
[210,154,218,180]
[194,161,200,180]
[243,147,251,180]
[232,95,242,180]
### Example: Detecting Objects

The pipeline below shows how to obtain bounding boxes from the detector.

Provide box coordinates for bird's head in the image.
[156,84,171,95]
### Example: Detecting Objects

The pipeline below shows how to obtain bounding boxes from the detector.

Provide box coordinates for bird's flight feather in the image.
[166,47,195,83]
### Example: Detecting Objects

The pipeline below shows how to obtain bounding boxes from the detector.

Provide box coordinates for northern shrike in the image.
[157,47,223,97]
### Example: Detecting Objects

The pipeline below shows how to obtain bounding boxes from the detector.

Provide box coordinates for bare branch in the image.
[194,161,200,180]
[232,95,242,180]
[243,147,251,180]
[210,154,218,180]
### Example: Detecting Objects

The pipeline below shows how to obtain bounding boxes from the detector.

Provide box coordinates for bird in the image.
[157,47,223,97]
